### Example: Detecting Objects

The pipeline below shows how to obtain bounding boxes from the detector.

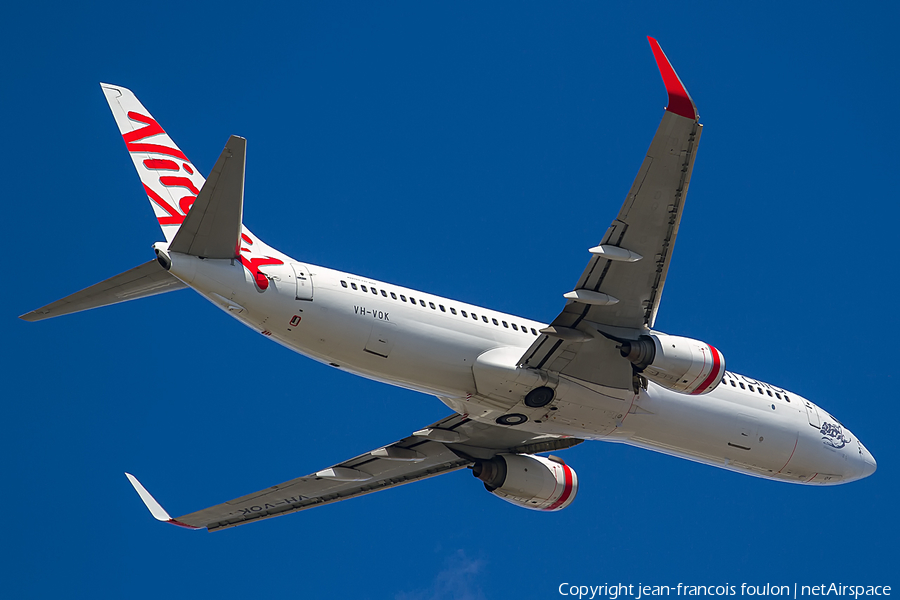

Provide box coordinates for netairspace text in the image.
[558,584,892,600]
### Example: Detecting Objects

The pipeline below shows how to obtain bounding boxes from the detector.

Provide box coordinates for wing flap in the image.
[194,448,468,532]
[20,260,186,322]
[176,436,468,531]
[573,112,701,330]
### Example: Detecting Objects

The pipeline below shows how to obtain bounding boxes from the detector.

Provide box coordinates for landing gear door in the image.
[290,263,314,301]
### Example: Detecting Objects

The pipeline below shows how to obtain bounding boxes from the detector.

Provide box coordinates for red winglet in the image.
[647,37,697,120]
[167,518,201,530]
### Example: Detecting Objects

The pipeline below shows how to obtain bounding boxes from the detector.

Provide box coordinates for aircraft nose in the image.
[859,442,877,478]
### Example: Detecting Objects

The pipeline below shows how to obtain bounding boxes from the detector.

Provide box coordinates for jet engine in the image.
[472,454,577,511]
[618,333,725,395]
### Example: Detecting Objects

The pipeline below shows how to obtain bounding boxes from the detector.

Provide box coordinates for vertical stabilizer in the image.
[101,84,207,242]
[169,136,246,259]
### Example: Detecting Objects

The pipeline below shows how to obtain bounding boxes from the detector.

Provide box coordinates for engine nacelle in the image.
[619,333,725,395]
[472,454,577,511]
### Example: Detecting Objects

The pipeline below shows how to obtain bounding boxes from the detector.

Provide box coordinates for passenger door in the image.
[291,263,313,301]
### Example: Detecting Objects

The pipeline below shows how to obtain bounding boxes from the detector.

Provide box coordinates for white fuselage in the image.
[163,247,876,486]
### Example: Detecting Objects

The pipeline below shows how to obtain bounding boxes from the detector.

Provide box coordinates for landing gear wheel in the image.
[496,413,528,426]
[524,386,554,408]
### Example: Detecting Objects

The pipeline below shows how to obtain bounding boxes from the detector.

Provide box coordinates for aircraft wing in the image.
[126,413,582,531]
[519,38,701,386]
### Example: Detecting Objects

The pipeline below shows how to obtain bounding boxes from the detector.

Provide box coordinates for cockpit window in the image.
[825,411,845,427]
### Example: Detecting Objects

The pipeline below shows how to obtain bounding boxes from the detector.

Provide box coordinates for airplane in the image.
[20,37,876,532]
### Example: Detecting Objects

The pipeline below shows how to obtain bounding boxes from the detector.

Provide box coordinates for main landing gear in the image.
[495,386,556,426]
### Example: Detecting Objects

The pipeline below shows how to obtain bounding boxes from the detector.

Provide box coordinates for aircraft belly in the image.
[620,385,804,477]
[186,262,845,486]
[267,285,482,398]
[466,347,633,437]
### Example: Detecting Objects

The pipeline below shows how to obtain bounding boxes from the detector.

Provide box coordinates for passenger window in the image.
[351,283,358,290]
[462,310,468,318]
[784,394,791,402]
[381,290,387,297]
[775,392,782,399]
[439,305,446,312]
[450,308,457,315]
[361,285,368,292]
[341,280,348,288]
[491,318,497,325]
[749,385,755,392]
[482,316,488,323]
[472,313,478,320]
[766,390,773,397]
[429,302,435,309]
[521,325,528,333]
[502,321,508,328]
[409,297,416,304]
[739,383,745,390]
[372,288,378,295]
[400,295,407,302]
[758,388,764,395]
[531,328,538,335]
[512,324,518,331]
[420,300,426,307]
[390,292,397,299]
[730,380,736,387]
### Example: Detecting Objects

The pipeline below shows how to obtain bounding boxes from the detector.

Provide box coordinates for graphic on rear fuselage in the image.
[238,233,283,291]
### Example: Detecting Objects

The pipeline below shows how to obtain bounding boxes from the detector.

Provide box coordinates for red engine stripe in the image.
[691,345,722,395]
[545,464,574,511]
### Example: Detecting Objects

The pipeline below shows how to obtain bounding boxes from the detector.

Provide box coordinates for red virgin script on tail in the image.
[124,112,188,160]
[126,116,284,290]
[125,112,199,226]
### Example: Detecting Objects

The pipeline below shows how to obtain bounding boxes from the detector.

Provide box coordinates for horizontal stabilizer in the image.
[20,260,186,322]
[169,136,246,259]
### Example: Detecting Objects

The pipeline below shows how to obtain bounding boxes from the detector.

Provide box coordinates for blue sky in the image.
[3,2,897,599]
